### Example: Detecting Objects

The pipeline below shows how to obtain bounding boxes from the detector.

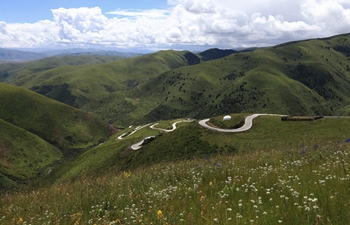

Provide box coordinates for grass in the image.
[0,83,112,150]
[201,116,350,152]
[0,118,62,189]
[1,140,350,224]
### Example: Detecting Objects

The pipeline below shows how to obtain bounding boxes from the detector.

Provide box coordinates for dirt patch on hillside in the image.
[281,116,324,121]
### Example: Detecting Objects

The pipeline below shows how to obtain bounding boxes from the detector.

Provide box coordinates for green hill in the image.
[0,119,62,189]
[0,83,113,189]
[0,83,112,150]
[0,50,201,112]
[113,33,350,125]
[199,48,237,61]
[0,54,122,83]
[2,33,350,127]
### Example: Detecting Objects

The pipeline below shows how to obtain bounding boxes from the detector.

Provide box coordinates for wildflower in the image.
[18,218,23,223]
[123,171,131,178]
[209,181,213,186]
[346,138,350,143]
[157,210,164,219]
[200,195,206,201]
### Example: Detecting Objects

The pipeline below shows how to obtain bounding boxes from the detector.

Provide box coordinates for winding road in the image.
[198,114,286,132]
[118,119,194,150]
[123,114,286,150]
[117,123,153,140]
[150,119,194,133]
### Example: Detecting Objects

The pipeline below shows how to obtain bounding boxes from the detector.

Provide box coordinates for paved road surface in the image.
[117,123,153,140]
[150,119,194,132]
[199,114,286,133]
[131,136,155,150]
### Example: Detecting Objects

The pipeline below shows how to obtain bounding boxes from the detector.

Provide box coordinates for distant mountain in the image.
[0,48,141,63]
[199,48,237,61]
[0,48,47,62]
[42,48,142,58]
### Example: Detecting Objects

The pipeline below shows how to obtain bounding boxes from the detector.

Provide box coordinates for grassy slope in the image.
[0,83,112,150]
[4,117,350,224]
[0,119,62,189]
[49,114,350,182]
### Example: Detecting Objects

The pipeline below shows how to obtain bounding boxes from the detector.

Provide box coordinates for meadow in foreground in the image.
[1,140,350,225]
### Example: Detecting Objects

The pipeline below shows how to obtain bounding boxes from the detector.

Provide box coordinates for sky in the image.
[0,0,350,52]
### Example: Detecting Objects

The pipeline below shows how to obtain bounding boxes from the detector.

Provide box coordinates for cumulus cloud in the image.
[0,0,349,50]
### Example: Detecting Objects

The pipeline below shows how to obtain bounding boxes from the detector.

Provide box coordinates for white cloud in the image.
[0,0,349,50]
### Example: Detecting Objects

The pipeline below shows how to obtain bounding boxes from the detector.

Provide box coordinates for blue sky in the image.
[0,0,349,51]
[0,0,168,23]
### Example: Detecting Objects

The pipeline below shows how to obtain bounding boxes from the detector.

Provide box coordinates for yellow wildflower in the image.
[157,210,164,219]
[209,181,213,186]
[123,171,132,178]
[18,218,23,224]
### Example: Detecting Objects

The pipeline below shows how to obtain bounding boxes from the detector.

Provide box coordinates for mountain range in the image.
[0,48,141,63]
[2,33,350,189]
[2,33,350,127]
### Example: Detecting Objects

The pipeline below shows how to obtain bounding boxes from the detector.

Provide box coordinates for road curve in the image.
[130,136,155,150]
[199,114,286,133]
[150,119,194,132]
